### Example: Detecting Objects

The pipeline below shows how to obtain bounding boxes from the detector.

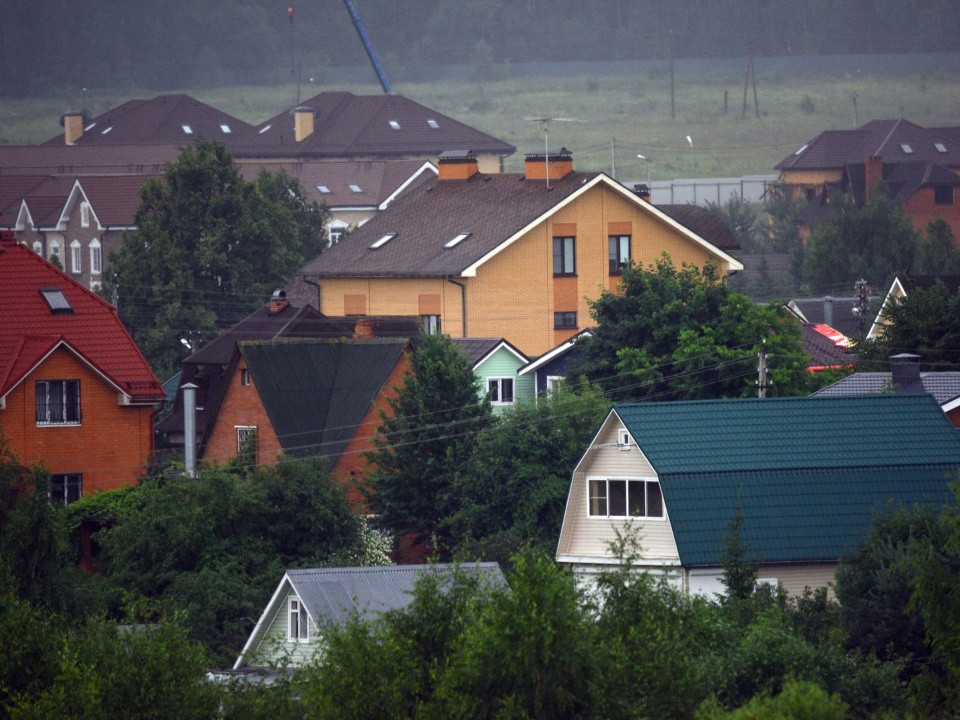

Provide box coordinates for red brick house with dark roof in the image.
[0,236,165,503]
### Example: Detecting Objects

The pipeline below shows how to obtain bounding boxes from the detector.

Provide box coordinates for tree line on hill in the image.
[5,0,960,97]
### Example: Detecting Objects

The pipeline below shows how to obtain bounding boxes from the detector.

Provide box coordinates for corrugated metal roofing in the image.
[814,371,960,405]
[614,395,960,565]
[288,563,505,627]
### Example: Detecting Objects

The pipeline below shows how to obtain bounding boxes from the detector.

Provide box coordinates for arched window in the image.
[70,240,82,274]
[32,241,42,255]
[48,239,61,266]
[89,239,102,275]
[80,202,90,228]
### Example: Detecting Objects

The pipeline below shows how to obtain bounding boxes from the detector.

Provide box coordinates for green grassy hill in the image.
[5,69,960,180]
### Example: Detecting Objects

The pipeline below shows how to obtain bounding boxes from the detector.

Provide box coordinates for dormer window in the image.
[349,184,363,193]
[220,124,231,134]
[40,287,72,313]
[444,233,471,248]
[80,202,90,228]
[388,120,401,130]
[182,125,194,134]
[935,142,948,153]
[427,119,439,129]
[900,143,913,154]
[370,233,396,249]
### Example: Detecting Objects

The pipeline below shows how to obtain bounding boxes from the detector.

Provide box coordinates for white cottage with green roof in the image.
[557,394,960,597]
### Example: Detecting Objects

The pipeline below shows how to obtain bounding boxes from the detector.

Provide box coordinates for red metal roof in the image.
[0,238,164,403]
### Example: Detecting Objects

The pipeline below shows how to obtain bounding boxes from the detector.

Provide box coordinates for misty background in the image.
[4,0,960,98]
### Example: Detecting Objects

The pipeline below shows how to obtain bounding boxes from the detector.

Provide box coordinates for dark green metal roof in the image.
[614,395,960,566]
[240,338,407,461]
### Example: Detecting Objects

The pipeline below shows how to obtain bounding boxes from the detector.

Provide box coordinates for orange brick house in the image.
[0,235,165,504]
[200,335,410,511]
[291,150,742,358]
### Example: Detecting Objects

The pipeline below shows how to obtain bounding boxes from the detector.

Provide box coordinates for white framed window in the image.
[588,478,663,519]
[240,369,251,386]
[35,379,81,425]
[32,241,42,255]
[70,240,82,274]
[89,239,102,275]
[487,377,514,405]
[48,240,61,265]
[421,315,441,335]
[617,428,631,450]
[236,425,257,463]
[288,596,309,642]
[50,473,82,506]
[546,375,564,396]
[89,280,102,292]
[327,221,348,246]
[608,234,631,274]
[80,202,90,228]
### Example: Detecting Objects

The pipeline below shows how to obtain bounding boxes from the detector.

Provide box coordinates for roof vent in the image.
[267,289,290,315]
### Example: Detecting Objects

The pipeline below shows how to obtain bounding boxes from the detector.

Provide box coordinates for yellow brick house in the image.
[292,150,742,357]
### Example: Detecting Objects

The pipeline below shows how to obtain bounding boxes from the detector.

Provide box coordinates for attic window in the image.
[258,124,272,134]
[84,123,96,131]
[182,125,194,134]
[388,120,401,130]
[935,142,948,153]
[444,232,471,248]
[900,143,913,154]
[40,287,73,314]
[220,124,232,134]
[793,144,808,156]
[370,233,396,249]
[427,119,440,129]
[101,126,113,135]
[316,185,331,194]
[349,184,363,193]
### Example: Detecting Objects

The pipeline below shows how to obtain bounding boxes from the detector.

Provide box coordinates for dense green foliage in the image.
[569,256,810,400]
[366,333,493,558]
[857,280,960,371]
[104,140,328,378]
[6,2,960,97]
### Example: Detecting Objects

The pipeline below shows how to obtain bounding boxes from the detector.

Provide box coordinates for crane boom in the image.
[342,0,392,95]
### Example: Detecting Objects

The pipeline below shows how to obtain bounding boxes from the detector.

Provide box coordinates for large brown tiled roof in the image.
[42,95,252,147]
[0,144,181,174]
[777,118,960,171]
[657,204,739,252]
[232,92,515,159]
[0,175,47,226]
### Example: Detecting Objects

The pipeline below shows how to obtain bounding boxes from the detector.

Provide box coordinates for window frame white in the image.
[287,596,309,642]
[617,428,632,450]
[35,379,81,426]
[70,240,82,274]
[546,375,564,396]
[50,473,82,506]
[48,239,61,265]
[587,477,664,520]
[421,315,441,335]
[89,239,102,275]
[487,377,515,405]
[236,425,257,461]
[80,202,90,228]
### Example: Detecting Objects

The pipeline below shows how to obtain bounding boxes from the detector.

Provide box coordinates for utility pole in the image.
[757,341,768,399]
[742,48,759,119]
[854,279,871,341]
[610,137,616,179]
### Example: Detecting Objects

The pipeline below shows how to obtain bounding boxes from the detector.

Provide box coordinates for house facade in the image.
[452,337,532,413]
[0,236,165,502]
[556,395,960,597]
[295,151,742,358]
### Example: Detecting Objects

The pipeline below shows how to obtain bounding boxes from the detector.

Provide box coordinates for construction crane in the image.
[342,0,392,94]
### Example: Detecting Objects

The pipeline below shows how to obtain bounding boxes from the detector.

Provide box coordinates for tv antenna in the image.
[525,116,577,189]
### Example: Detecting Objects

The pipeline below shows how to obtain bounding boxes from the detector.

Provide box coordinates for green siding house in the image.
[557,394,960,597]
[452,338,532,413]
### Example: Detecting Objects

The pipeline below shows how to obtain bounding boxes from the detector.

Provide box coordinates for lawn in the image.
[4,67,960,180]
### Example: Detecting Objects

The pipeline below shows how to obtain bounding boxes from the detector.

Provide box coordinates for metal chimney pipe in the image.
[182,382,198,477]
[823,296,834,328]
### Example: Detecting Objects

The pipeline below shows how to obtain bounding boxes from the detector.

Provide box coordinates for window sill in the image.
[36,422,82,427]
[554,326,579,331]
[588,515,666,522]
[553,273,578,278]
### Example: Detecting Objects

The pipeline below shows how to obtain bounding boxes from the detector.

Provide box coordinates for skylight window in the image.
[182,125,194,134]
[101,126,113,135]
[220,124,232,134]
[258,124,272,134]
[40,287,72,314]
[349,184,363,193]
[370,233,397,249]
[427,119,440,129]
[935,142,948,153]
[900,143,913,154]
[444,232,471,248]
[84,123,96,132]
[388,120,401,130]
[316,185,331,194]
[793,144,808,156]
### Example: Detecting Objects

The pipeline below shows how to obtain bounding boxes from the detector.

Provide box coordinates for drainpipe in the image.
[182,382,198,477]
[301,276,321,312]
[446,277,467,336]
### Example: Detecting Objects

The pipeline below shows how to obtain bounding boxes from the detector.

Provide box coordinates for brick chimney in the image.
[63,111,84,145]
[864,156,883,199]
[294,106,315,143]
[525,147,573,182]
[890,353,923,393]
[267,289,290,315]
[353,317,374,339]
[437,150,479,181]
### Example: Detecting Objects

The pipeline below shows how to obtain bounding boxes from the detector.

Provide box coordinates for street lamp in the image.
[686,135,694,177]
[637,154,652,185]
